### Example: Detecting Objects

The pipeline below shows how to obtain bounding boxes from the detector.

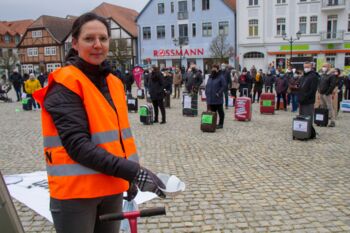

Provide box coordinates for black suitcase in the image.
[200,111,217,132]
[314,108,329,127]
[182,93,198,117]
[22,98,32,111]
[137,89,145,99]
[127,95,138,112]
[163,93,170,108]
[139,104,153,125]
[292,115,315,140]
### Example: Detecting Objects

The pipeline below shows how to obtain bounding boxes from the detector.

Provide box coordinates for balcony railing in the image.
[321,0,346,10]
[179,36,189,46]
[320,30,344,43]
[177,11,188,20]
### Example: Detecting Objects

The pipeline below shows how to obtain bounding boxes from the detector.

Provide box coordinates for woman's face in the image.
[72,20,109,65]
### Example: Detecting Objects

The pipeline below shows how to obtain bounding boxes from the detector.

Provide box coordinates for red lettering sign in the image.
[153,48,205,57]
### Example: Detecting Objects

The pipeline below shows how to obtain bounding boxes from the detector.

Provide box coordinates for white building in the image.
[237,0,350,72]
[136,0,236,73]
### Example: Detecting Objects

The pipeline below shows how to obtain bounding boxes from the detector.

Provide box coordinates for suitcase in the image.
[340,100,350,112]
[137,89,145,99]
[127,95,138,112]
[228,96,235,107]
[200,111,217,132]
[139,104,153,125]
[314,108,329,127]
[163,93,170,108]
[235,88,252,121]
[260,93,275,114]
[292,115,313,140]
[22,98,32,111]
[183,92,198,117]
[200,89,206,102]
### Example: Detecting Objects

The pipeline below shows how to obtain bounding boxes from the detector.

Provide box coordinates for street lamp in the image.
[282,31,302,67]
[173,37,183,70]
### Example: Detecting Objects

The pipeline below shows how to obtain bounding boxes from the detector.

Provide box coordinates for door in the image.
[327,15,337,39]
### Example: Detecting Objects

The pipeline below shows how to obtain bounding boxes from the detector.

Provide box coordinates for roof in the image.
[137,0,235,22]
[28,15,74,42]
[0,19,33,36]
[92,2,139,37]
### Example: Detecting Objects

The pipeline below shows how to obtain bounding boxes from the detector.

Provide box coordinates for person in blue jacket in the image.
[205,64,227,129]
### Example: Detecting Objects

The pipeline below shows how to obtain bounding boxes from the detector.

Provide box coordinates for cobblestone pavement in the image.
[1,88,350,233]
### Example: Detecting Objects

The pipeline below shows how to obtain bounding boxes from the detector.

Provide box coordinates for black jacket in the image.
[9,72,22,88]
[185,69,203,93]
[318,73,338,95]
[44,57,139,182]
[297,71,319,105]
[148,71,165,100]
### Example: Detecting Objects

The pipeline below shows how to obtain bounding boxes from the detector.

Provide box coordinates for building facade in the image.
[137,0,236,72]
[17,15,73,75]
[237,0,350,72]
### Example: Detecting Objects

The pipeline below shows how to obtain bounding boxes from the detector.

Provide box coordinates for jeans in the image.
[152,99,166,122]
[276,92,287,110]
[224,90,229,107]
[289,93,298,112]
[14,86,22,101]
[50,194,123,233]
[208,104,225,125]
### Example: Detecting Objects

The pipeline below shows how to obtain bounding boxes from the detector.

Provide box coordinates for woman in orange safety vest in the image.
[34,12,165,233]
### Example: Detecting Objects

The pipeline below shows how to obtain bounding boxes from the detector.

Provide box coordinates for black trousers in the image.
[208,104,225,125]
[276,92,287,110]
[152,99,166,122]
[230,88,237,98]
[50,194,123,233]
[253,88,262,103]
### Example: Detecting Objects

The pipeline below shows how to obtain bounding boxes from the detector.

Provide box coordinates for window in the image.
[192,23,196,37]
[345,53,350,67]
[4,34,10,44]
[277,0,286,4]
[202,22,212,37]
[248,0,259,6]
[243,52,264,58]
[15,35,20,44]
[46,63,61,73]
[157,26,166,39]
[192,0,195,11]
[171,2,174,13]
[158,3,165,14]
[348,14,350,32]
[44,46,56,56]
[202,0,210,10]
[310,16,318,34]
[249,19,259,37]
[300,0,307,2]
[32,30,42,38]
[27,48,38,57]
[276,18,286,36]
[171,25,175,38]
[179,24,188,38]
[326,53,336,68]
[22,64,34,74]
[143,27,151,40]
[299,17,307,34]
[219,21,229,36]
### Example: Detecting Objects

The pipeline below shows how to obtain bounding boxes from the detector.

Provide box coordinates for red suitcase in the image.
[235,96,252,121]
[260,93,275,114]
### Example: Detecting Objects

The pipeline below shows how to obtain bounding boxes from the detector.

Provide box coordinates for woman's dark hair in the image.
[65,12,111,62]
[212,64,220,70]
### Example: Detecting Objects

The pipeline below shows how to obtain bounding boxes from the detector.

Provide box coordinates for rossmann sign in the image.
[153,48,204,57]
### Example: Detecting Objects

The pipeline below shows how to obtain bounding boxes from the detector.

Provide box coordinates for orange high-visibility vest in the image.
[34,65,139,200]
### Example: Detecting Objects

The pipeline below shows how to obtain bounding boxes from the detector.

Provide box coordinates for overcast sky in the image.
[0,0,149,21]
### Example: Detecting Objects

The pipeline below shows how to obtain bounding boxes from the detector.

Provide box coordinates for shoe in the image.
[153,120,159,123]
[160,121,166,124]
[216,124,223,129]
[328,121,335,127]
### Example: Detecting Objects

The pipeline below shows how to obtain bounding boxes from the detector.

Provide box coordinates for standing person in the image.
[22,73,29,94]
[173,67,182,98]
[33,13,165,233]
[205,64,226,129]
[336,69,344,113]
[345,73,350,100]
[318,63,338,127]
[143,69,150,96]
[124,69,134,95]
[149,66,166,124]
[238,67,249,96]
[264,70,275,93]
[38,72,46,88]
[275,73,288,111]
[25,73,42,110]
[288,70,301,112]
[221,63,232,109]
[253,69,264,103]
[297,61,319,138]
[9,69,23,101]
[230,69,240,100]
[185,65,203,96]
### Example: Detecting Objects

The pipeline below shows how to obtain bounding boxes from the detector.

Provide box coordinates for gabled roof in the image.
[92,2,139,38]
[136,0,235,22]
[28,15,74,42]
[0,19,33,36]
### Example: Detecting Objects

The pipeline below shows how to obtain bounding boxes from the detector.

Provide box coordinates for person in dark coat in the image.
[148,66,166,124]
[185,65,203,95]
[335,69,343,113]
[253,69,264,103]
[143,69,150,96]
[38,72,47,88]
[221,63,232,109]
[275,73,288,110]
[345,74,350,100]
[9,69,23,101]
[205,64,227,129]
[238,67,250,96]
[264,71,275,93]
[124,70,134,94]
[297,61,319,139]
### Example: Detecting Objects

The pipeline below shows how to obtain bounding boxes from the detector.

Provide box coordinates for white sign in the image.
[128,99,136,105]
[183,95,192,109]
[315,114,324,121]
[293,120,308,132]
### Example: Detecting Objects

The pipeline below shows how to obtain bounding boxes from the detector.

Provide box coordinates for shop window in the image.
[344,53,350,67]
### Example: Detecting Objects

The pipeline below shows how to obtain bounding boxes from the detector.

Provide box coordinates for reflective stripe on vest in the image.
[46,164,100,176]
[128,153,139,162]
[121,128,133,140]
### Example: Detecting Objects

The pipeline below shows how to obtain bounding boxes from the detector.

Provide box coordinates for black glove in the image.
[124,181,138,201]
[135,167,166,198]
